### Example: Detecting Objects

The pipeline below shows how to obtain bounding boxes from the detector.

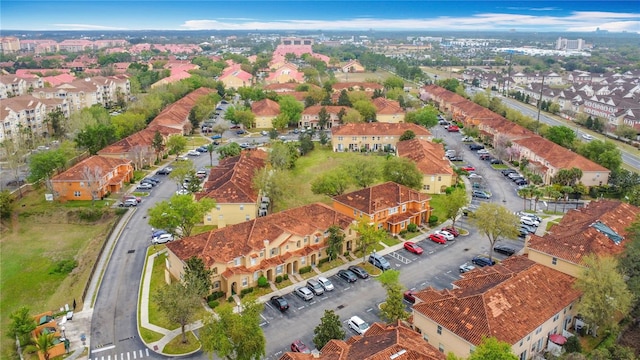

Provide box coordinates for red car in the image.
[447,125,460,132]
[441,227,459,237]
[403,290,416,303]
[461,165,475,172]
[429,233,447,244]
[291,340,311,353]
[404,241,424,255]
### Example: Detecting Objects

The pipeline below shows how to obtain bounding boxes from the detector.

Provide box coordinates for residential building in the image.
[279,322,446,360]
[264,83,321,93]
[300,105,349,130]
[525,199,640,278]
[97,125,180,169]
[219,65,253,89]
[331,122,431,152]
[252,99,280,129]
[556,37,586,51]
[372,97,405,123]
[332,181,430,235]
[0,75,29,98]
[332,82,384,94]
[396,139,455,194]
[51,155,133,201]
[148,87,215,134]
[265,63,305,84]
[0,95,67,141]
[341,59,365,73]
[411,256,582,359]
[165,203,357,297]
[196,151,267,228]
[0,37,20,54]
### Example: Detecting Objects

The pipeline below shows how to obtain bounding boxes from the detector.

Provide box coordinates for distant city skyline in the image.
[1,1,639,33]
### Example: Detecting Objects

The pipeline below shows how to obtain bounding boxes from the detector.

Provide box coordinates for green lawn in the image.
[427,194,449,227]
[318,258,346,272]
[381,235,401,247]
[192,225,217,235]
[162,331,200,354]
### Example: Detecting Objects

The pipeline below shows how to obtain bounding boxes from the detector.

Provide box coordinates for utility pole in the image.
[536,75,545,134]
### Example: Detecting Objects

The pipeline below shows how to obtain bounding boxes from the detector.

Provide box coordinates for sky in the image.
[1,1,639,33]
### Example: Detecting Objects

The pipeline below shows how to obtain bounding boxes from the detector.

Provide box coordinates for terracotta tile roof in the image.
[372,97,403,115]
[512,136,609,172]
[331,123,431,137]
[251,98,280,116]
[279,322,445,360]
[396,139,454,176]
[195,151,267,204]
[527,199,640,265]
[412,256,581,346]
[333,82,384,92]
[166,203,355,266]
[52,155,131,181]
[302,105,350,116]
[98,125,180,155]
[263,83,321,92]
[149,87,215,130]
[333,182,430,215]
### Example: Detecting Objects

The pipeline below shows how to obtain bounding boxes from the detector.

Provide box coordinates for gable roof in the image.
[333,182,430,215]
[280,322,445,360]
[195,151,267,204]
[98,125,180,155]
[372,97,404,115]
[251,98,280,116]
[149,87,214,129]
[527,199,640,265]
[166,203,355,266]
[52,155,131,181]
[331,123,431,137]
[412,256,581,346]
[302,105,350,116]
[396,139,454,176]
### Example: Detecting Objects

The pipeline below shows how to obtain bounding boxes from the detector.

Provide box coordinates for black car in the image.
[494,244,516,256]
[270,296,289,312]
[196,146,208,153]
[472,255,496,267]
[515,179,529,186]
[6,178,26,187]
[157,168,172,175]
[479,154,491,160]
[348,265,369,279]
[337,269,358,283]
[140,179,157,186]
[469,144,485,150]
[502,169,518,176]
[448,156,464,162]
[144,177,161,184]
[490,158,503,164]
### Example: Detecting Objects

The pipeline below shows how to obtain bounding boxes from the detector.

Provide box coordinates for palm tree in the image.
[206,143,215,167]
[531,187,544,212]
[34,333,55,360]
[561,186,574,213]
[517,186,534,211]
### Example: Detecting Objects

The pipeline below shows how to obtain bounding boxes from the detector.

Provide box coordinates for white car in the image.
[176,189,190,195]
[582,134,593,140]
[468,173,483,179]
[435,230,455,241]
[459,263,476,273]
[477,149,489,154]
[348,316,370,335]
[136,183,153,190]
[461,136,474,142]
[317,276,334,291]
[187,150,201,156]
[520,218,539,227]
[152,233,173,244]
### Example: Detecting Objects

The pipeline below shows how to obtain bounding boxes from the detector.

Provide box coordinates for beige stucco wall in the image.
[421,173,454,194]
[203,202,258,228]
[524,249,583,278]
[376,113,405,123]
[332,134,431,152]
[412,313,475,357]
[255,115,275,129]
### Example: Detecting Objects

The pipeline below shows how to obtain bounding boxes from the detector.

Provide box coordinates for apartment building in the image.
[0,95,68,141]
[331,122,431,152]
[396,139,455,194]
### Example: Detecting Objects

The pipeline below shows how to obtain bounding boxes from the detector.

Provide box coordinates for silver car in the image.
[294,286,314,301]
[317,276,334,291]
[306,279,324,295]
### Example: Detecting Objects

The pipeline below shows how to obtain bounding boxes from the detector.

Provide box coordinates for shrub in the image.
[564,335,582,353]
[207,300,219,309]
[77,208,103,222]
[511,160,520,167]
[407,223,418,232]
[227,296,235,303]
[299,266,312,274]
[207,291,225,301]
[162,154,168,159]
[49,259,78,275]
[257,275,269,287]
[240,287,254,298]
[428,215,438,226]
[115,208,128,216]
[275,275,283,283]
[399,230,407,236]
[283,274,289,280]
[318,258,330,265]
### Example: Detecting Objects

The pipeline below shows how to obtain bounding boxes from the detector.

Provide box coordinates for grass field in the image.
[0,188,117,359]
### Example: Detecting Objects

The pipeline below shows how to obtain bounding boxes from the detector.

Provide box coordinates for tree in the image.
[151,130,165,163]
[188,108,200,133]
[45,108,66,138]
[311,170,351,197]
[166,135,187,158]
[201,298,266,360]
[466,337,518,360]
[313,309,345,349]
[278,95,304,127]
[574,255,634,337]
[399,130,415,141]
[383,76,405,89]
[268,141,297,170]
[183,256,213,298]
[111,112,146,139]
[545,125,577,149]
[298,134,315,155]
[382,157,423,190]
[517,185,535,211]
[577,140,622,171]
[377,270,409,322]
[271,113,289,130]
[147,194,215,238]
[82,165,103,204]
[169,160,195,189]
[317,107,330,129]
[553,167,583,187]
[353,100,376,122]
[216,142,242,160]
[319,131,329,146]
[252,168,291,210]
[353,217,387,263]
[28,149,67,193]
[619,219,640,303]
[8,306,36,346]
[206,143,215,166]
[234,109,256,129]
[343,158,379,188]
[1,138,28,197]
[325,225,345,261]
[75,122,117,155]
[470,203,519,261]
[405,105,439,128]
[153,282,201,344]
[0,190,15,220]
[337,90,351,107]
[342,108,362,123]
[442,188,468,229]
[33,332,55,360]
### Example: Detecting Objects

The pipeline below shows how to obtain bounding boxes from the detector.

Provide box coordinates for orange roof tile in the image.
[333,182,430,215]
[331,123,430,137]
[52,155,131,181]
[397,139,454,176]
[372,97,404,115]
[251,98,280,116]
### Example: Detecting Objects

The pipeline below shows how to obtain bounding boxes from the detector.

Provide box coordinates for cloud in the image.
[52,23,128,30]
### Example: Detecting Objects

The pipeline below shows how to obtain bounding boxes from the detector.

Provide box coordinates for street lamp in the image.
[60,326,66,339]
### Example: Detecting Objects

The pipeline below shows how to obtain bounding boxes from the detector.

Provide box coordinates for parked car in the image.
[472,190,491,199]
[448,156,464,162]
[404,241,423,255]
[514,179,528,186]
[239,143,250,149]
[151,229,167,239]
[469,144,485,150]
[520,224,537,234]
[472,255,496,267]
[6,178,26,187]
[441,227,459,237]
[490,158,503,165]
[317,276,334,291]
[157,167,172,175]
[123,195,142,203]
[290,340,311,353]
[119,199,138,207]
[196,146,208,153]
[187,150,201,156]
[136,183,153,190]
[461,136,474,142]
[348,265,369,279]
[438,119,449,125]
[176,189,190,195]
[479,153,491,160]
[447,125,460,132]
[337,269,358,283]
[468,173,483,179]
[294,286,314,301]
[348,316,370,335]
[306,279,325,295]
[582,134,593,140]
[520,218,539,227]
[152,233,173,244]
[502,169,518,176]
[518,212,541,223]
[230,125,241,129]
[270,296,289,312]
[368,253,391,271]
[260,130,268,136]
[435,230,455,241]
[140,179,156,187]
[429,233,447,244]
[177,155,189,161]
[459,263,476,273]
[477,149,489,155]
[461,165,475,172]
[211,134,222,140]
[520,214,541,225]
[403,290,416,303]
[462,205,478,216]
[508,172,523,180]
[494,244,516,256]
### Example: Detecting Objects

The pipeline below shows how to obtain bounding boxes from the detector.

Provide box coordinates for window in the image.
[212,267,218,274]
[315,236,320,243]
[79,182,84,187]
[245,215,250,221]
[423,185,430,191]
[270,248,277,256]
[438,344,444,353]
[240,205,244,210]
[438,176,442,181]
[242,277,248,287]
[250,257,256,266]
[207,215,212,222]
[354,209,357,216]
[213,281,220,289]
[253,271,260,280]
[519,351,527,360]
[216,205,221,211]
[301,257,306,265]
[553,313,560,322]
[552,257,558,265]
[297,240,301,248]
[423,333,428,342]
[276,265,283,274]
[260,250,264,257]
[389,207,398,215]
[401,222,405,229]
[535,326,542,335]
[74,191,81,197]
[402,204,406,212]
[437,325,442,335]
[519,340,523,347]
[234,257,241,266]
